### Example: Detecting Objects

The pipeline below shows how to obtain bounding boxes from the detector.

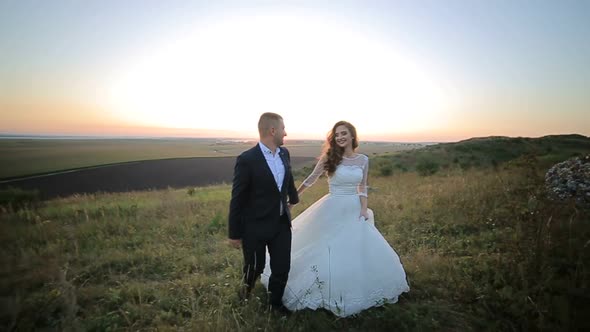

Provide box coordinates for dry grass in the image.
[1,161,588,331]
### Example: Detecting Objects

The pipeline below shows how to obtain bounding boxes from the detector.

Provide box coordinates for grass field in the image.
[0,138,419,179]
[371,134,590,175]
[1,152,588,330]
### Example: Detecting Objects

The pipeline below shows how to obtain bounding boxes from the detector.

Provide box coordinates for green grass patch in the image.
[371,134,590,176]
[1,158,588,330]
[0,142,590,331]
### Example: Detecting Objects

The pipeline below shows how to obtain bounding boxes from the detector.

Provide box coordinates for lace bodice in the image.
[302,154,369,197]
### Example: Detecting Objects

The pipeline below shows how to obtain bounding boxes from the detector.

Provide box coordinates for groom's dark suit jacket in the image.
[228,144,299,240]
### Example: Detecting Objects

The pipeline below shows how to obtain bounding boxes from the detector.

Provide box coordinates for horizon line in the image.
[0,132,586,144]
[0,132,444,144]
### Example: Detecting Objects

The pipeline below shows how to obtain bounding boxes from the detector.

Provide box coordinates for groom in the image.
[228,112,299,314]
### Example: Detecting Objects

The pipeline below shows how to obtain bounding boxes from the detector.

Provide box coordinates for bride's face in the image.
[334,125,353,149]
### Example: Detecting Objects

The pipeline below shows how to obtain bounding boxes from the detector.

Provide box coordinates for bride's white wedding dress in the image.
[261,154,409,317]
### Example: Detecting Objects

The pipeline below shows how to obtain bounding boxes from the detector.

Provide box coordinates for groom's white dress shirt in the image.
[259,142,285,215]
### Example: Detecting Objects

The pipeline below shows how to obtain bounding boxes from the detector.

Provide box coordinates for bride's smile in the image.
[335,125,353,149]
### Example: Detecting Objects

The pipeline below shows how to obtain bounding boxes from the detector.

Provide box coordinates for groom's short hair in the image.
[258,112,283,135]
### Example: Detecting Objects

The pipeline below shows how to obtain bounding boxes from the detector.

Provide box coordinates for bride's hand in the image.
[360,209,370,221]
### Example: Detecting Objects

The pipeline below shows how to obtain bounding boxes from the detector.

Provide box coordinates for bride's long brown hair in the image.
[322,121,359,176]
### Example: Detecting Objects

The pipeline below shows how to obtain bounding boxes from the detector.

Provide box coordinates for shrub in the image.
[380,164,393,176]
[416,159,440,176]
[0,187,40,210]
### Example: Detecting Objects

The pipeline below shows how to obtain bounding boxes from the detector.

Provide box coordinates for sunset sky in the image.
[1,0,588,142]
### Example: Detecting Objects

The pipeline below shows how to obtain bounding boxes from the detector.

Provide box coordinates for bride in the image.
[261,120,409,317]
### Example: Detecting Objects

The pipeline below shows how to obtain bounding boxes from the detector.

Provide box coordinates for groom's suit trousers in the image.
[241,214,291,305]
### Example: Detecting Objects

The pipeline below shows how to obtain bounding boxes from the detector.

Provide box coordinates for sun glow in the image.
[105,12,452,139]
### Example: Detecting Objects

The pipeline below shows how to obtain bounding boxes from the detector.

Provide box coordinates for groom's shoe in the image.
[269,303,292,316]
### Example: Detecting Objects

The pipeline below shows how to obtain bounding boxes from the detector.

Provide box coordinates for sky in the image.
[1,0,589,142]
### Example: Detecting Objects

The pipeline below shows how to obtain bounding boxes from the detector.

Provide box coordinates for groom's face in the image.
[272,119,287,146]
